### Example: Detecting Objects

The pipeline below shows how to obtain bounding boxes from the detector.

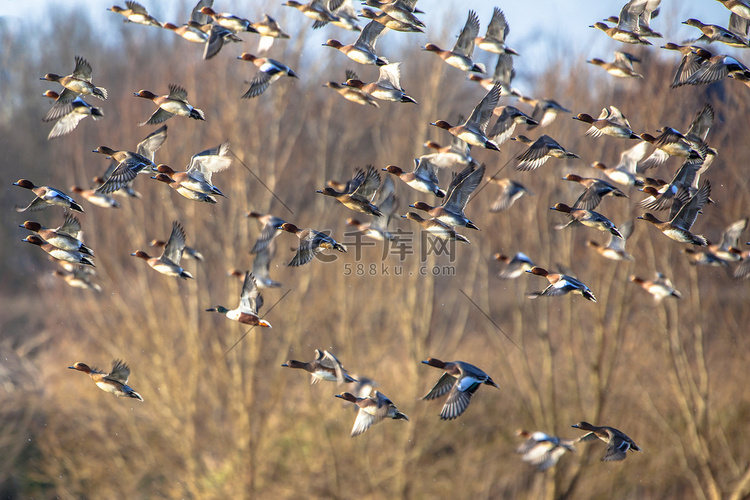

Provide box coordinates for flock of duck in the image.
[13,0,750,473]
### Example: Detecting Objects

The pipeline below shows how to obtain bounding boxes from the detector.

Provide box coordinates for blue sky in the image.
[0,0,740,79]
[0,0,736,54]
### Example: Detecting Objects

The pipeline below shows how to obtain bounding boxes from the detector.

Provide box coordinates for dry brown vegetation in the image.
[2,3,750,499]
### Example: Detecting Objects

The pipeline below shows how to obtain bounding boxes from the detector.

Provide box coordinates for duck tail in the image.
[190,108,206,121]
[401,94,418,104]
[181,270,195,280]
[79,244,95,257]
[81,257,96,268]
[484,140,500,152]
[94,87,108,100]
[71,202,85,213]
[471,62,486,74]
[129,390,144,402]
[584,290,597,303]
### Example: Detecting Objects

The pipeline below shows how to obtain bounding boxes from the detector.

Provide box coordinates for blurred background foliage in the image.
[1,1,750,499]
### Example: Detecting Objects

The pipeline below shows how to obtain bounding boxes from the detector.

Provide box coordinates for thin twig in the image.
[230,150,294,215]
[459,289,521,352]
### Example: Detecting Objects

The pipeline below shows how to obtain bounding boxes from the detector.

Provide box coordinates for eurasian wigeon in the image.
[423,10,485,73]
[638,179,711,246]
[69,186,120,209]
[572,106,641,139]
[401,212,470,244]
[40,55,108,120]
[360,7,423,32]
[513,135,579,171]
[683,18,748,48]
[131,221,194,279]
[661,43,713,88]
[431,82,502,151]
[562,174,628,210]
[493,252,534,279]
[526,267,597,302]
[587,51,643,78]
[516,430,577,472]
[52,268,102,293]
[409,163,484,229]
[343,62,417,103]
[630,272,682,301]
[475,7,518,55]
[280,223,347,267]
[237,53,298,98]
[41,90,104,140]
[324,70,379,107]
[284,0,340,24]
[13,179,84,213]
[468,53,519,96]
[318,166,383,216]
[323,20,388,66]
[421,358,499,420]
[551,203,623,237]
[282,349,357,384]
[572,421,642,461]
[134,84,205,125]
[336,390,409,437]
[421,135,473,169]
[23,235,94,267]
[518,96,570,129]
[383,158,445,197]
[20,214,91,254]
[487,106,536,146]
[246,212,288,254]
[586,220,635,261]
[109,1,161,27]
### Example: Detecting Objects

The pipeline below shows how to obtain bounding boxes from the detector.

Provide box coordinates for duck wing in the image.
[453,10,480,57]
[162,221,188,265]
[671,179,710,231]
[106,359,131,384]
[239,271,263,314]
[465,82,501,134]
